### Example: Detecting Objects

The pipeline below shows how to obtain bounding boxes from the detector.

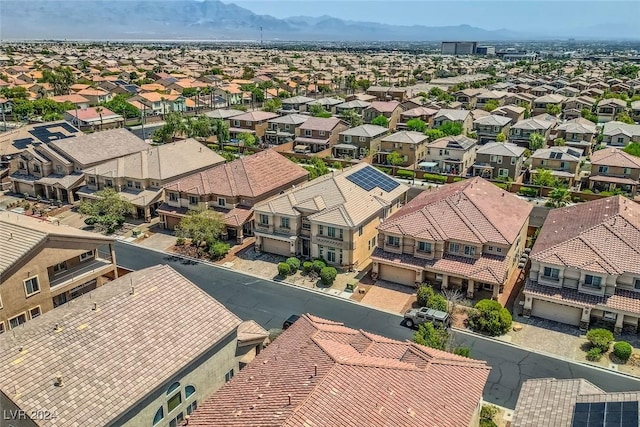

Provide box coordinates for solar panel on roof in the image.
[573,401,639,427]
[346,165,400,193]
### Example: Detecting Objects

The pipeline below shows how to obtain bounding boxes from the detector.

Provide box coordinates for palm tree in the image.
[546,187,571,208]
[95,106,104,130]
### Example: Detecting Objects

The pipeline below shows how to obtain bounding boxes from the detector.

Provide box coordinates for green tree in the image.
[340,109,363,127]
[484,99,499,112]
[438,121,463,136]
[185,115,216,139]
[100,94,140,119]
[262,98,282,113]
[528,132,546,151]
[0,86,28,99]
[616,112,635,124]
[581,108,598,123]
[238,132,257,148]
[309,104,332,118]
[554,137,566,146]
[546,104,562,116]
[371,115,389,127]
[405,118,427,132]
[416,285,448,311]
[623,142,640,157]
[174,209,225,248]
[425,128,445,141]
[546,187,571,207]
[41,66,75,96]
[468,299,512,336]
[153,112,186,143]
[533,168,556,187]
[182,87,197,98]
[78,188,134,234]
[413,322,449,350]
[213,119,230,148]
[241,66,255,80]
[12,99,34,119]
[386,151,404,175]
[496,132,507,142]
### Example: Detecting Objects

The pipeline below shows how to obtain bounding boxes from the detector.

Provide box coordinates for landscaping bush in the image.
[518,187,539,197]
[319,266,338,286]
[331,161,343,170]
[208,241,230,260]
[312,259,327,273]
[493,182,508,190]
[586,328,614,352]
[277,262,291,277]
[416,285,447,312]
[223,145,238,152]
[586,347,603,361]
[454,347,471,358]
[176,237,186,246]
[286,257,301,271]
[397,169,415,179]
[376,166,391,174]
[452,177,465,182]
[613,341,633,362]
[468,299,512,336]
[302,261,313,274]
[423,173,447,183]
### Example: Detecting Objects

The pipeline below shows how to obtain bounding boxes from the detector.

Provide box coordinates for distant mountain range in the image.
[0,0,526,41]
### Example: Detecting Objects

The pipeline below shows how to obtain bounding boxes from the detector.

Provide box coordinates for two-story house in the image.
[264,113,309,145]
[76,87,113,106]
[473,114,512,144]
[631,100,640,123]
[433,109,473,134]
[492,105,526,123]
[280,95,314,114]
[295,117,349,154]
[362,101,402,129]
[563,96,596,120]
[63,106,125,131]
[229,111,280,141]
[524,196,640,332]
[588,148,640,197]
[396,106,438,130]
[252,163,408,270]
[305,97,344,114]
[454,88,484,108]
[159,150,309,242]
[597,98,628,123]
[77,138,225,221]
[555,118,597,155]
[532,94,565,116]
[529,146,582,187]
[473,142,526,180]
[377,131,429,167]
[0,211,118,332]
[425,134,477,175]
[366,86,408,101]
[509,114,559,147]
[602,121,640,147]
[475,90,509,110]
[335,99,371,116]
[371,177,531,299]
[333,124,390,159]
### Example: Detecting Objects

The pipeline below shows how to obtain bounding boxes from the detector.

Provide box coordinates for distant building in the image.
[476,46,496,55]
[441,41,478,55]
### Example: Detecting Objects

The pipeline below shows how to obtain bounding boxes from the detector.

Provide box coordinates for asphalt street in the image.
[115,241,640,409]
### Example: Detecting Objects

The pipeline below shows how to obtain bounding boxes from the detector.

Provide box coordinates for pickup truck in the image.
[403,307,450,329]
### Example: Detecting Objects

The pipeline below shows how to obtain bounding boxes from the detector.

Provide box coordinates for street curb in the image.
[115,240,404,318]
[452,327,640,381]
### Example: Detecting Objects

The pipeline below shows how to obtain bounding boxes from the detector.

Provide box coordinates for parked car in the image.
[403,307,450,329]
[283,314,300,330]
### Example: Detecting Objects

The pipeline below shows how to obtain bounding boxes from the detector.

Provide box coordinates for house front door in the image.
[301,239,310,257]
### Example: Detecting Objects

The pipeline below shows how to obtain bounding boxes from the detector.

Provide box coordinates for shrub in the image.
[175,237,186,246]
[519,187,539,197]
[416,285,447,311]
[493,182,508,190]
[413,322,448,350]
[586,347,603,361]
[397,169,415,178]
[586,328,614,352]
[613,341,633,362]
[312,259,327,273]
[468,299,512,336]
[302,261,313,274]
[454,347,471,358]
[423,173,447,183]
[331,161,343,170]
[452,177,465,182]
[208,241,230,260]
[277,262,291,277]
[376,166,391,174]
[319,266,338,286]
[286,257,301,271]
[223,145,238,152]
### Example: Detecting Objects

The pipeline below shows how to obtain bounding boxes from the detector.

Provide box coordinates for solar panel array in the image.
[572,401,639,427]
[28,123,80,144]
[346,165,400,193]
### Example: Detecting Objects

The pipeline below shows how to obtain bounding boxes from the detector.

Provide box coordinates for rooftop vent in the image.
[55,375,64,387]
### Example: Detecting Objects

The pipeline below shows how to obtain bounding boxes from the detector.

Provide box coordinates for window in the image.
[372,236,376,247]
[560,161,566,169]
[246,121,251,126]
[52,262,67,274]
[327,250,336,263]
[29,306,41,319]
[327,226,339,238]
[167,382,181,395]
[418,241,432,253]
[135,181,142,190]
[448,242,460,253]
[9,313,26,329]
[189,196,199,205]
[319,131,325,136]
[499,168,509,177]
[305,129,312,136]
[511,157,517,165]
[359,136,366,142]
[634,279,640,290]
[169,192,178,201]
[464,245,476,256]
[24,276,40,296]
[169,412,184,427]
[33,164,41,173]
[0,322,4,334]
[152,407,164,426]
[584,274,602,289]
[19,161,25,169]
[127,180,133,188]
[387,236,400,247]
[344,135,351,143]
[233,120,240,127]
[259,214,269,225]
[624,168,631,175]
[105,179,113,187]
[56,165,62,174]
[496,247,503,253]
[617,137,624,144]
[319,245,323,257]
[88,176,96,184]
[167,391,182,413]
[543,266,560,281]
[225,369,235,382]
[487,246,494,251]
[80,250,93,261]
[318,224,324,235]
[358,225,363,236]
[185,385,196,399]
[281,217,290,229]
[186,401,198,415]
[302,221,311,230]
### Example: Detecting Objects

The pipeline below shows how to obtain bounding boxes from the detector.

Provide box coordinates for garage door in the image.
[261,237,290,256]
[531,299,582,326]
[378,264,416,287]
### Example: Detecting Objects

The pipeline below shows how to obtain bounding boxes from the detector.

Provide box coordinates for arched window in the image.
[185,385,196,399]
[152,407,164,426]
[166,382,180,396]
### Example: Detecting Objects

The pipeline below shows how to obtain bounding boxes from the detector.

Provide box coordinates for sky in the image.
[233,0,640,36]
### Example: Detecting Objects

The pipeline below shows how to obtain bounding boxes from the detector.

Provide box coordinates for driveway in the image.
[359,280,416,313]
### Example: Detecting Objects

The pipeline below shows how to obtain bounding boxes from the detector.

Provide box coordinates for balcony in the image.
[49,258,114,289]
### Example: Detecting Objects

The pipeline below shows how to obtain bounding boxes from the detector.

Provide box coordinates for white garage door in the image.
[378,264,416,287]
[261,237,290,257]
[531,299,582,326]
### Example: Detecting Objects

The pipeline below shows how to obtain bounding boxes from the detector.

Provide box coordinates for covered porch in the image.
[418,161,439,173]
[264,130,294,145]
[441,158,464,175]
[589,175,638,197]
[295,136,329,153]
[332,143,359,159]
[472,163,494,178]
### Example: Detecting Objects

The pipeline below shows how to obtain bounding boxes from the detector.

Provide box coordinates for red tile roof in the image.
[380,177,532,246]
[65,107,119,121]
[188,314,490,427]
[163,150,308,198]
[526,282,640,315]
[590,147,640,169]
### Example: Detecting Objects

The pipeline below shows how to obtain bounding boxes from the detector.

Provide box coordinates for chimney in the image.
[54,323,61,332]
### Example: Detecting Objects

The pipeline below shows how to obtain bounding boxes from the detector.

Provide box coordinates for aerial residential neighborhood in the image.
[1,1,640,426]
